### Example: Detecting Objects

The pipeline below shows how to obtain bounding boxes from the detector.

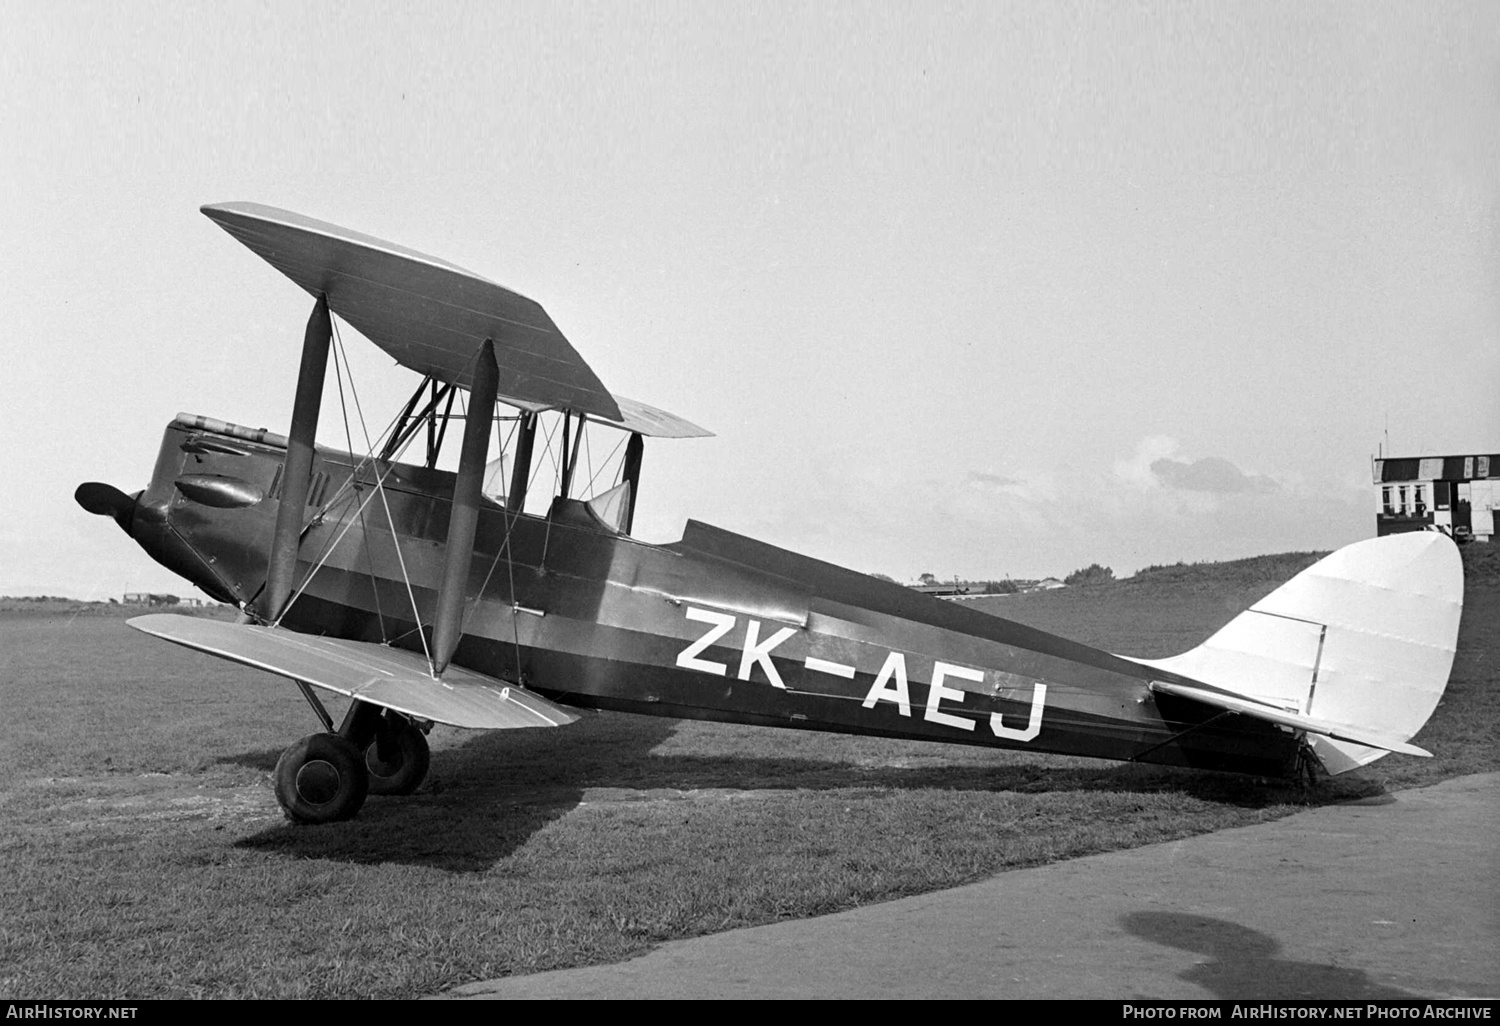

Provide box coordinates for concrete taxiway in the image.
[447,773,1498,1000]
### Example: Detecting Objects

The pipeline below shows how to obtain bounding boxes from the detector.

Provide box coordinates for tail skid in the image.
[1126,532,1463,774]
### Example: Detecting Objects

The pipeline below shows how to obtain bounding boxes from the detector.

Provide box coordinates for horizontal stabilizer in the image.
[129,614,579,730]
[1129,532,1461,773]
[1148,680,1432,758]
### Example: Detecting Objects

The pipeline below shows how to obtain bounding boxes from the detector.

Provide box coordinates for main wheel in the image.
[363,714,431,796]
[274,733,369,823]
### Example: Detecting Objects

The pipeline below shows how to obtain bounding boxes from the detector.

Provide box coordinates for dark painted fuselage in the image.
[122,417,1302,777]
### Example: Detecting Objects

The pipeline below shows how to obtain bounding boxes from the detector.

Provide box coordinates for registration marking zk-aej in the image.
[674,605,1046,741]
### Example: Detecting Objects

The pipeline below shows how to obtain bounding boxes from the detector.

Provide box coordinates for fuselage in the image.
[117,415,1303,777]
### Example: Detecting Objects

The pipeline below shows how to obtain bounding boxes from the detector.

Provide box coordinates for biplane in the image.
[77,202,1464,823]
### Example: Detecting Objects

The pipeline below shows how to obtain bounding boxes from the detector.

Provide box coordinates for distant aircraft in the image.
[76,203,1464,822]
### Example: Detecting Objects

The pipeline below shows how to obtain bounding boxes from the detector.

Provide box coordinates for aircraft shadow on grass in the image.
[226,713,1388,872]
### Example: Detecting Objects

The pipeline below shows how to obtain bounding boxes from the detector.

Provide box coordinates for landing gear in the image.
[272,698,431,823]
[1291,737,1325,799]
[273,733,369,823]
[363,712,431,796]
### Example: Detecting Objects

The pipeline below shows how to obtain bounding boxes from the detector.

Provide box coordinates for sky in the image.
[3,1,1498,599]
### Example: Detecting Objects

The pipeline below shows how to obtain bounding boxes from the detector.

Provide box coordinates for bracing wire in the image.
[531,411,562,499]
[437,379,534,681]
[275,316,437,672]
[274,427,422,633]
[488,410,534,686]
[464,412,525,637]
[582,426,595,497]
[326,325,388,641]
[581,433,627,497]
[276,325,416,620]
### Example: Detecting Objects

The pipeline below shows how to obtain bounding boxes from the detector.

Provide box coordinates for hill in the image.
[0,596,234,619]
[964,541,1497,660]
[1124,550,1328,588]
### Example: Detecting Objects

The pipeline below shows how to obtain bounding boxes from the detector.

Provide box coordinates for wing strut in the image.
[262,294,331,622]
[378,376,457,467]
[507,411,537,513]
[621,432,644,534]
[431,338,499,674]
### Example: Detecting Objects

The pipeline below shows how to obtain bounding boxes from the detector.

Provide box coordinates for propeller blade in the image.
[75,483,140,534]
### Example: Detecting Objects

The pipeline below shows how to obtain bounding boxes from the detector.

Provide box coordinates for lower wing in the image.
[128,613,579,730]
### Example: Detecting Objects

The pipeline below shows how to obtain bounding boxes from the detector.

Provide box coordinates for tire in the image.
[273,733,369,823]
[363,715,431,796]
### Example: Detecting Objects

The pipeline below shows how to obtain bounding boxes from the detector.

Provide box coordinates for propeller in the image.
[75,482,140,534]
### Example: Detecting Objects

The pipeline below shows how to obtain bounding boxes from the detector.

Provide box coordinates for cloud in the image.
[1150,455,1279,494]
[689,434,1362,584]
[1111,437,1279,496]
[1112,435,1180,490]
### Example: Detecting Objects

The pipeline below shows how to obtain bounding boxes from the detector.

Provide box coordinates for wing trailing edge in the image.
[128,614,579,730]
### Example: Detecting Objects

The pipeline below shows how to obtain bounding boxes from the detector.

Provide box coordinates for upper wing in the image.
[201,201,622,423]
[129,613,579,730]
[504,391,712,439]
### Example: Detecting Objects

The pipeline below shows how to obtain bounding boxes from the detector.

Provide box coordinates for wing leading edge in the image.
[129,614,579,730]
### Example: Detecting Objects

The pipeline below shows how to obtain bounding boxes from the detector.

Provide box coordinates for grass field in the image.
[1,547,1495,998]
